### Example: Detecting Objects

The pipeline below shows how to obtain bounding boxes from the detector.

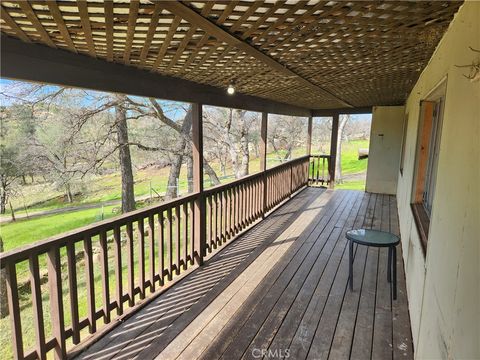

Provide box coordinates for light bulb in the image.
[227,84,235,95]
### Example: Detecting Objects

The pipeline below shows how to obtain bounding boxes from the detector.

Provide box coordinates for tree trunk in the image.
[0,186,6,215]
[335,115,349,184]
[9,202,15,222]
[115,94,136,213]
[65,183,73,203]
[187,156,193,193]
[239,113,249,177]
[225,109,241,178]
[0,236,8,318]
[204,160,220,185]
[165,107,193,199]
[283,145,292,161]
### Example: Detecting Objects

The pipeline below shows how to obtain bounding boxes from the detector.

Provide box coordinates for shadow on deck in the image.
[76,188,413,360]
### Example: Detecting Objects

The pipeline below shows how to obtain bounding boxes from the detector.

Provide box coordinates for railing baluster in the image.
[229,188,234,235]
[29,255,46,359]
[166,208,173,280]
[158,211,165,285]
[234,186,239,233]
[241,183,246,228]
[322,156,326,184]
[175,205,181,275]
[207,195,212,249]
[66,243,80,344]
[5,262,23,359]
[214,193,218,246]
[223,190,227,242]
[148,214,155,292]
[182,202,188,270]
[220,191,225,243]
[47,246,66,359]
[113,226,123,315]
[138,219,146,299]
[126,222,135,306]
[190,200,195,264]
[84,235,96,333]
[226,188,231,239]
[99,230,110,323]
[246,181,251,224]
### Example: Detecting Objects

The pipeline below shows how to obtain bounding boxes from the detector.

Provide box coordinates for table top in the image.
[346,229,400,247]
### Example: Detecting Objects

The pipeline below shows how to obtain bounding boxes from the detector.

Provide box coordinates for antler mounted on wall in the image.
[455,47,480,82]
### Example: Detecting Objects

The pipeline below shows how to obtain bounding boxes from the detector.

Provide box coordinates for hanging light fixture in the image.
[227,83,235,95]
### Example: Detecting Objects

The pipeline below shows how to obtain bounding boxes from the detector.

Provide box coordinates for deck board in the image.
[75,189,413,360]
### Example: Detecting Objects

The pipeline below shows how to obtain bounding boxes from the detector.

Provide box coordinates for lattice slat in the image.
[0,0,463,109]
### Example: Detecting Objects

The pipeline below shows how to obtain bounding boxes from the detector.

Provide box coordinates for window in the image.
[411,80,446,253]
[399,113,408,175]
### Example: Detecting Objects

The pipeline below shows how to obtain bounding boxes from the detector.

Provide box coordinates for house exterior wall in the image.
[396,2,480,359]
[366,105,405,194]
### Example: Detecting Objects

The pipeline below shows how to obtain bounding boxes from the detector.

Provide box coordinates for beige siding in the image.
[396,2,480,359]
[366,105,405,194]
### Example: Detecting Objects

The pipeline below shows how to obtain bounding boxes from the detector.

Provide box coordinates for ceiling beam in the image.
[0,36,311,117]
[160,1,354,108]
[312,107,373,117]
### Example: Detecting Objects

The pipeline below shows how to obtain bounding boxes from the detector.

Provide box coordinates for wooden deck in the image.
[76,188,413,360]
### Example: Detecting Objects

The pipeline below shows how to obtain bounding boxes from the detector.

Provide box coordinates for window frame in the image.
[410,78,447,254]
[399,112,409,176]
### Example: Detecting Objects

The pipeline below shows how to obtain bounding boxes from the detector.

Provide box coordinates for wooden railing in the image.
[0,155,310,360]
[309,154,332,186]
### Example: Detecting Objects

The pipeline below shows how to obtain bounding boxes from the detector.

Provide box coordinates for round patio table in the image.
[346,229,400,300]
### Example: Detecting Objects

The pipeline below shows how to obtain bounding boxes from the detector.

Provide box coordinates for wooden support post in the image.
[260,112,268,217]
[192,103,205,265]
[329,113,339,188]
[306,115,313,187]
[306,115,313,155]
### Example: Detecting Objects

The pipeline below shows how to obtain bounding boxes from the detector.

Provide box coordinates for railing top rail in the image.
[0,192,200,265]
[203,155,309,195]
[0,155,310,266]
[310,154,332,158]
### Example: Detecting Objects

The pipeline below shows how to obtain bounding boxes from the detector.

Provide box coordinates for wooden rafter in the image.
[47,1,77,53]
[160,1,353,108]
[123,0,139,64]
[18,1,55,48]
[104,0,114,62]
[77,0,96,57]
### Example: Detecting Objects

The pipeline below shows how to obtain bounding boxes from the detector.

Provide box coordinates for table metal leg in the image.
[387,246,392,283]
[393,245,397,300]
[349,240,353,291]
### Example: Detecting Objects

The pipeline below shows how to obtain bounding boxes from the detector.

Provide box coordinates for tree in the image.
[0,104,34,213]
[114,95,136,212]
[203,107,259,179]
[0,80,222,214]
[125,98,220,199]
[268,115,307,162]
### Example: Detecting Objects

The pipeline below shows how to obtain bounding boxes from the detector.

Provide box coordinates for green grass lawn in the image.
[0,205,117,252]
[335,140,369,190]
[339,140,369,174]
